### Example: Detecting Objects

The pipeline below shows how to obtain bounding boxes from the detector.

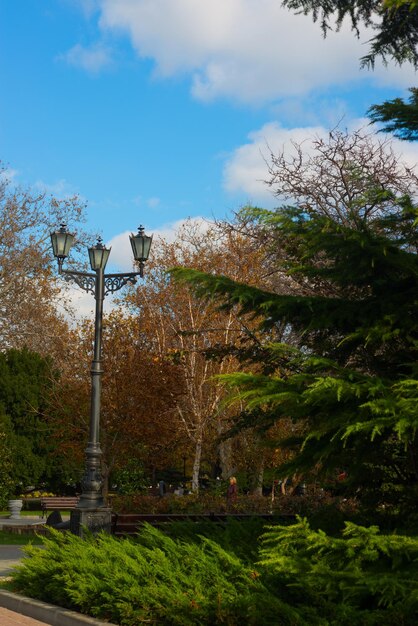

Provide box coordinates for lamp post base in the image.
[70,507,112,537]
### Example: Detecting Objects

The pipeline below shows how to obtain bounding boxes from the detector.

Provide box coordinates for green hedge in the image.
[10,519,418,625]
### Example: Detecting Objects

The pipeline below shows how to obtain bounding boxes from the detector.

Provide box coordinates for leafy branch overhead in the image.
[281,2,418,141]
[368,88,418,141]
[282,0,418,67]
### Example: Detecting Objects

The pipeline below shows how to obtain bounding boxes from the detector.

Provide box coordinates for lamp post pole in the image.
[80,262,105,511]
[50,225,152,535]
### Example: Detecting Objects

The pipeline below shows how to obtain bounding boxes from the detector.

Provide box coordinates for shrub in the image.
[111,462,148,495]
[155,518,270,563]
[111,492,324,515]
[259,518,418,624]
[10,518,418,624]
[12,526,300,625]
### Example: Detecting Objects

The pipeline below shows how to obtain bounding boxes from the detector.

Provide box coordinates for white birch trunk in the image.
[251,458,264,496]
[191,437,202,493]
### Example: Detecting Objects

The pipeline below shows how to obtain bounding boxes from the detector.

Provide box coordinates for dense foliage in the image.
[0,431,13,508]
[170,161,418,523]
[124,220,269,492]
[0,349,55,499]
[369,87,418,140]
[10,520,418,625]
[0,162,86,358]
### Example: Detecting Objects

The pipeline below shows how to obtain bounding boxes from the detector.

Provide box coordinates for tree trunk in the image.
[191,437,202,493]
[250,458,264,496]
[218,437,235,479]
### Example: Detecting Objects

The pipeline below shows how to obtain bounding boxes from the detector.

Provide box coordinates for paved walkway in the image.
[0,546,50,625]
[0,545,26,577]
[0,606,48,625]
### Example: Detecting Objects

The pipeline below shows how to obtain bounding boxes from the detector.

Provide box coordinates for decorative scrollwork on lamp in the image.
[104,274,138,296]
[63,272,96,295]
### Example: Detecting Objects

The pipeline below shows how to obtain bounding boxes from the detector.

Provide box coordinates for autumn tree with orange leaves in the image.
[0,163,88,359]
[46,310,185,495]
[123,219,274,493]
[0,163,92,498]
[45,219,293,496]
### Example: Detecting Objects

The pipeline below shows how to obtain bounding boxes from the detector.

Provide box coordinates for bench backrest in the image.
[41,497,79,508]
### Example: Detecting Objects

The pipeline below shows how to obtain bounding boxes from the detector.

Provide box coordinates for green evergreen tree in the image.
[0,348,55,493]
[368,87,418,140]
[170,190,418,522]
[0,428,14,507]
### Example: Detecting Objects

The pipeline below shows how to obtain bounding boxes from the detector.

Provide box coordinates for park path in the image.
[0,545,50,625]
[0,545,26,577]
[0,606,49,625]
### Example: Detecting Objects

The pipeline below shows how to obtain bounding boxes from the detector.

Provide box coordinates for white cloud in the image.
[105,230,137,270]
[96,0,414,104]
[73,0,101,18]
[129,195,160,209]
[58,282,115,323]
[153,216,213,243]
[147,196,160,208]
[65,285,96,318]
[59,42,113,73]
[223,120,418,203]
[107,217,212,270]
[0,167,18,182]
[223,122,326,202]
[34,178,77,197]
[390,137,418,170]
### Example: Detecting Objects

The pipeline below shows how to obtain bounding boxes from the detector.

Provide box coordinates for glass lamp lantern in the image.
[130,225,153,263]
[50,224,75,260]
[88,237,111,271]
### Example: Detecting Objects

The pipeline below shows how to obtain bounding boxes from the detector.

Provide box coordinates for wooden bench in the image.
[41,497,79,517]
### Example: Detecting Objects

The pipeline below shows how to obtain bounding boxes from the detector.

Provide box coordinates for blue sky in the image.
[1,0,417,274]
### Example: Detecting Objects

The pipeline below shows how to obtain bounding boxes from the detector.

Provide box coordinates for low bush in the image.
[111,491,349,514]
[0,530,44,545]
[10,519,418,625]
[12,526,299,625]
[153,517,271,563]
[259,518,418,624]
[111,493,268,514]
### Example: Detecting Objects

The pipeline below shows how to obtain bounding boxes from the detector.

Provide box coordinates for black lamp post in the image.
[50,224,152,535]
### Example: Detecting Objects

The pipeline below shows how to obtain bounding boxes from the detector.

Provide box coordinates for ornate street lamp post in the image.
[50,224,152,535]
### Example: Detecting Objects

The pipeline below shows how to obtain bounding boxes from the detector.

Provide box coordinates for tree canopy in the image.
[0,163,88,358]
[125,220,270,492]
[0,348,55,497]
[170,130,418,520]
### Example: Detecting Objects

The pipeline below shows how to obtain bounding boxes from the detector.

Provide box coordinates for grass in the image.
[0,510,43,517]
[0,530,45,545]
